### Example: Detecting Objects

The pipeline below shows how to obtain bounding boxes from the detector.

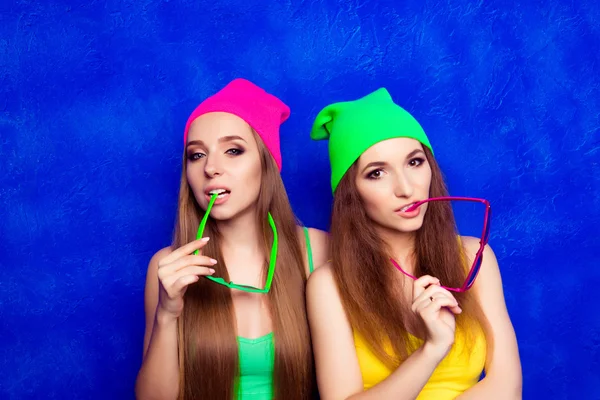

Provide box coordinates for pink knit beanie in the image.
[183,78,290,170]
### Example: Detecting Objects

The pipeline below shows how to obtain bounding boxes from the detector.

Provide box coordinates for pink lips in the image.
[205,191,230,205]
[395,201,422,218]
[396,206,421,218]
[204,186,231,206]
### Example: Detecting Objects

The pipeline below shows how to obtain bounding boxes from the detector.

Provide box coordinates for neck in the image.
[216,205,264,264]
[376,225,417,274]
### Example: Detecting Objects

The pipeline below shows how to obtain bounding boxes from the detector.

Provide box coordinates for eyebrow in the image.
[406,149,425,159]
[361,149,426,173]
[219,135,247,143]
[186,135,247,149]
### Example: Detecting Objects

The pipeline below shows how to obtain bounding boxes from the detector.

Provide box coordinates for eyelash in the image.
[409,157,425,167]
[366,157,426,179]
[226,148,244,156]
[187,148,244,161]
[187,152,204,161]
[367,169,384,179]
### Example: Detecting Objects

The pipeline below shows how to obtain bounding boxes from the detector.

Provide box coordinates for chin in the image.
[386,218,425,233]
[211,201,258,222]
[206,206,237,221]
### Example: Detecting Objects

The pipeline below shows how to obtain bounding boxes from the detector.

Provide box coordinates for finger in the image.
[412,291,461,314]
[426,293,462,314]
[413,275,440,298]
[172,265,216,281]
[412,285,442,304]
[412,296,434,313]
[421,296,462,316]
[159,238,211,266]
[160,254,218,274]
[412,292,446,314]
[168,274,201,298]
[413,285,457,306]
[433,293,462,314]
[161,266,216,287]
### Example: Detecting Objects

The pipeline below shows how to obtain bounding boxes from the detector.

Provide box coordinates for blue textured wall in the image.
[1,1,598,399]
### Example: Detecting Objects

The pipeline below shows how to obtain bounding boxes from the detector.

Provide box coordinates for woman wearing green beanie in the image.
[306,88,521,399]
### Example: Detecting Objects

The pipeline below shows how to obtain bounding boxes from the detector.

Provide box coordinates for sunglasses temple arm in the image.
[194,194,218,256]
[264,213,278,289]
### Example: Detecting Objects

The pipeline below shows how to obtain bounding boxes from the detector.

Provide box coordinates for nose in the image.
[204,154,223,178]
[393,170,414,199]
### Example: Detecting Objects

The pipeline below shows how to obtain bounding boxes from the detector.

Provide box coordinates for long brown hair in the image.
[330,146,485,369]
[172,134,315,399]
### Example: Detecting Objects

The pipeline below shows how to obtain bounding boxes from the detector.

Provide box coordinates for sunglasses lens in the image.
[466,255,483,288]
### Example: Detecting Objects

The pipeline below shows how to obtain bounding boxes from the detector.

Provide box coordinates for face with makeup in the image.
[185,112,263,221]
[355,137,432,234]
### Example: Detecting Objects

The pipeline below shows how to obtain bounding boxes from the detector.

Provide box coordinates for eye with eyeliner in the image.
[226,147,245,156]
[409,157,426,167]
[366,169,384,180]
[187,151,205,161]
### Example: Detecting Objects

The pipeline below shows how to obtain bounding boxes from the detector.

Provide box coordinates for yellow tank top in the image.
[354,324,486,399]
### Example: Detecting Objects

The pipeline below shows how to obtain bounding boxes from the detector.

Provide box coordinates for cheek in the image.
[414,167,432,193]
[362,191,388,217]
[357,181,386,215]
[236,156,262,189]
[186,163,204,189]
[418,178,431,194]
[424,175,433,194]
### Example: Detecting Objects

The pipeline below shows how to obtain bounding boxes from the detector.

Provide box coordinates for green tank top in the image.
[234,227,315,399]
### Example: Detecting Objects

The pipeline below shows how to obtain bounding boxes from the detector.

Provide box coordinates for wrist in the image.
[155,307,179,327]
[422,341,451,363]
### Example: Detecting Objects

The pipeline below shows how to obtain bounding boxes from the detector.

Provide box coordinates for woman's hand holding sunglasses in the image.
[411,275,462,361]
[155,238,217,321]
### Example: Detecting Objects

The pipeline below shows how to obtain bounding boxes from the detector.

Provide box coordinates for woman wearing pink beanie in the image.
[135,78,329,400]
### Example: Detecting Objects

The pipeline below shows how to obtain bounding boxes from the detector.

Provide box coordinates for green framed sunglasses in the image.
[193,193,278,293]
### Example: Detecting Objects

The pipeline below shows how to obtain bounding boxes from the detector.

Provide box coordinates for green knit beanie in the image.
[310,87,434,193]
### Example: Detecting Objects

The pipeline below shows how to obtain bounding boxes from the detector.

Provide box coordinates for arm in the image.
[135,247,180,400]
[135,239,217,400]
[307,265,453,400]
[456,238,522,399]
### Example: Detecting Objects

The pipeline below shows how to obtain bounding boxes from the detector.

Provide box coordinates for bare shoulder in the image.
[459,235,485,252]
[301,226,331,268]
[306,261,337,298]
[150,245,174,263]
[460,235,499,263]
[147,246,174,277]
[306,261,349,337]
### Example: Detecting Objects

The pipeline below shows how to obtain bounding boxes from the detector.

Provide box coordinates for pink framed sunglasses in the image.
[390,196,491,292]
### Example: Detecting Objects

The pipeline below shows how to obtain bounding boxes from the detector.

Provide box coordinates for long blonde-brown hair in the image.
[330,147,485,369]
[172,133,315,399]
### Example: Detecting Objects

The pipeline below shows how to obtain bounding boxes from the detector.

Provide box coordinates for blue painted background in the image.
[1,1,598,399]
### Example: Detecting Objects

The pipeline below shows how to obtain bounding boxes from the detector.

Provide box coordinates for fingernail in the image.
[210,258,217,264]
[201,237,210,242]
[209,269,215,274]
